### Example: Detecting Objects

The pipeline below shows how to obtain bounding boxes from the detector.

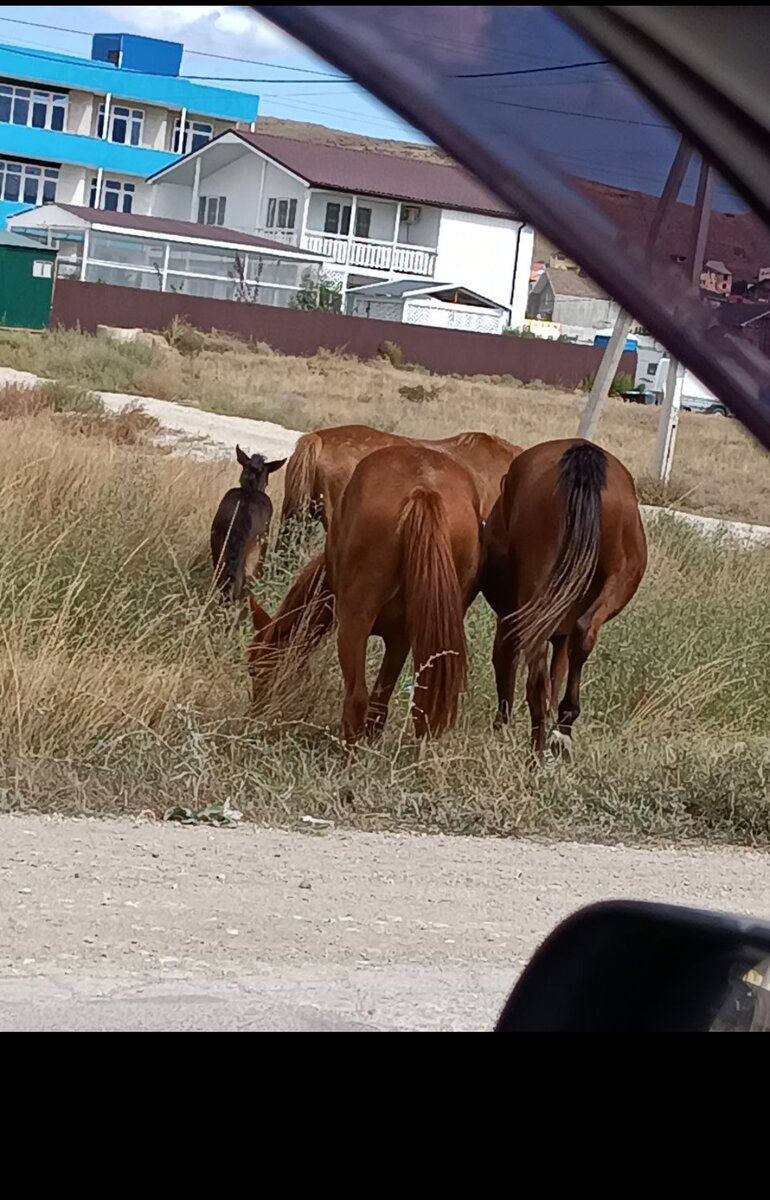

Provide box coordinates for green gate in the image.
[0,231,57,330]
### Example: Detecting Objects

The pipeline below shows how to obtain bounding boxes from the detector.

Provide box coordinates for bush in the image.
[165,316,204,356]
[398,382,442,403]
[581,370,637,396]
[289,269,343,314]
[378,340,404,368]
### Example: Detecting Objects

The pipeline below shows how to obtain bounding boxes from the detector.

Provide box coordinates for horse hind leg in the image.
[366,629,409,739]
[547,635,572,758]
[552,588,618,757]
[525,643,551,758]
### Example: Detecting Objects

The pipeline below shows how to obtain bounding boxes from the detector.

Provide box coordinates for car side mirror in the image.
[495,901,770,1032]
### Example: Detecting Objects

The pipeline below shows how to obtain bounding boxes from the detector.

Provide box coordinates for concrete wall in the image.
[143,106,168,152]
[150,181,193,220]
[398,205,441,248]
[435,210,530,311]
[57,165,88,206]
[66,91,93,137]
[552,295,619,329]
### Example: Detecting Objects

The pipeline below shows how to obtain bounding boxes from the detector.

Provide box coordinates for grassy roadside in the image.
[1,388,768,845]
[1,324,768,525]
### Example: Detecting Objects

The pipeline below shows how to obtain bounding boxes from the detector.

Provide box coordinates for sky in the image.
[0,5,429,141]
[0,5,747,213]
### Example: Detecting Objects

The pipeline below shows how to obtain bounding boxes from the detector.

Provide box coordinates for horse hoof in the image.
[493,712,508,732]
[548,730,574,760]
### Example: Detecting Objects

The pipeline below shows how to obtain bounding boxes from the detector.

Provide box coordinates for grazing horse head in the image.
[236,445,286,495]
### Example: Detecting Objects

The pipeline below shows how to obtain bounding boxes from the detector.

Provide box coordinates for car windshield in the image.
[0,5,768,1033]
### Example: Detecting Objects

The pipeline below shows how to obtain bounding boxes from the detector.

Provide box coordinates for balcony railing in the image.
[257,227,437,277]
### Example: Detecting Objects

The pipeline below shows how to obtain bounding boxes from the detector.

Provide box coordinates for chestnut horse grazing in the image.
[248,554,334,686]
[210,445,285,601]
[482,438,647,757]
[253,445,483,740]
[279,424,519,531]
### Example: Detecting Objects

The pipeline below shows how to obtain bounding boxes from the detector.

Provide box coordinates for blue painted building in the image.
[0,34,258,228]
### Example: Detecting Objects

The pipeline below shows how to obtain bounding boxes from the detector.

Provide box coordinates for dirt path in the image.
[1,814,768,1031]
[2,364,768,544]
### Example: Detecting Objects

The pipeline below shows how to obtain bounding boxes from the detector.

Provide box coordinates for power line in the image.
[488,96,670,130]
[183,74,351,84]
[455,58,609,80]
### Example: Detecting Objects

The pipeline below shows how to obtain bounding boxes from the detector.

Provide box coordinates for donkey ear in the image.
[236,444,250,467]
[265,458,287,474]
[248,594,272,632]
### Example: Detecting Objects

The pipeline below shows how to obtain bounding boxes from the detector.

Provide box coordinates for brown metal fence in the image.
[51,279,636,388]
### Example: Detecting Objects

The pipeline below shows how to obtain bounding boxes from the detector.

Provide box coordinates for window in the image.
[97,103,144,147]
[197,195,227,226]
[32,259,53,279]
[0,83,67,131]
[323,201,372,238]
[172,119,214,154]
[88,177,136,213]
[0,158,58,205]
[265,198,297,230]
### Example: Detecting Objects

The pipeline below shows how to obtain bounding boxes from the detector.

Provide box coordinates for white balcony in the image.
[257,227,437,277]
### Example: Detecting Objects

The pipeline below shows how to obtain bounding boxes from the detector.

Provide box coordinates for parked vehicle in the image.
[651,357,732,416]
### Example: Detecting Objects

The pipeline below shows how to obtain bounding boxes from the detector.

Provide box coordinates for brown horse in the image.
[481,438,647,757]
[210,445,285,601]
[251,444,483,740]
[279,424,519,531]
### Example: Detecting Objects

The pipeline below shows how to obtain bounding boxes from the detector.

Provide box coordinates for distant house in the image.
[526,266,619,340]
[346,278,509,334]
[700,259,732,295]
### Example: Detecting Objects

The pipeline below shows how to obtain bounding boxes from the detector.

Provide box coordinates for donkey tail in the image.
[511,440,607,658]
[280,432,322,526]
[398,487,467,736]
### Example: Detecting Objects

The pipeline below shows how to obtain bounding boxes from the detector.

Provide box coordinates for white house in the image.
[146,129,534,325]
[347,279,509,335]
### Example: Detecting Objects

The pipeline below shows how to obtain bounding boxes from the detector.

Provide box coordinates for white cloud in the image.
[92,6,301,57]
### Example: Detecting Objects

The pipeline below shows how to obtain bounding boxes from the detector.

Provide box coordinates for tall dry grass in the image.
[0,406,768,843]
[1,326,768,525]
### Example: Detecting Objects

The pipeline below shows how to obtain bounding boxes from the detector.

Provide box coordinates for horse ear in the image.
[265,458,287,474]
[248,594,272,632]
[236,444,250,467]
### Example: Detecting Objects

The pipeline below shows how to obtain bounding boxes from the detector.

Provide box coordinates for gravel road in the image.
[1,814,768,1031]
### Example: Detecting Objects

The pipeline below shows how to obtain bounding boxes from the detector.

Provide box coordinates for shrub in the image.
[398,382,442,403]
[289,269,343,314]
[378,340,404,368]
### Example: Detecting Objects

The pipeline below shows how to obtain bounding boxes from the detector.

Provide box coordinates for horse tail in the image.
[280,432,322,526]
[398,487,467,736]
[511,441,607,659]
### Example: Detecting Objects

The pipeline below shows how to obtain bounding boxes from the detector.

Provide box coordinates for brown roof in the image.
[236,131,515,218]
[53,205,317,256]
[543,266,608,300]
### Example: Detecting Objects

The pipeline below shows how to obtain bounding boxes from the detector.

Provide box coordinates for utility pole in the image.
[577,138,693,442]
[652,157,714,481]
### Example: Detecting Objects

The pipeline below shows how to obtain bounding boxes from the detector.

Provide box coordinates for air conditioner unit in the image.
[401,205,422,224]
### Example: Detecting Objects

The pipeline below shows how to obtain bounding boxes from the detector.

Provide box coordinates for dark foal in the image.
[210,445,286,601]
[481,438,647,758]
